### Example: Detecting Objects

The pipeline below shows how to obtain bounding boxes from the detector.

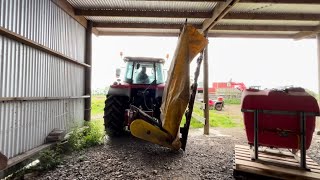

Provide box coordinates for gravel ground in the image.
[34,127,244,180]
[34,127,320,180]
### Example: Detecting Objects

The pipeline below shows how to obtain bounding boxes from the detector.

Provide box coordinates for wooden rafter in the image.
[224,13,320,21]
[0,26,90,68]
[202,0,239,32]
[94,22,314,32]
[214,25,314,32]
[239,0,320,4]
[210,33,293,39]
[121,0,228,2]
[111,0,320,3]
[75,9,211,18]
[98,31,179,37]
[293,25,320,40]
[93,22,201,29]
[97,30,295,39]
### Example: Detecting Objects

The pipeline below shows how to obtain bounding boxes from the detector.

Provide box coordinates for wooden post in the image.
[0,151,8,170]
[317,33,320,133]
[203,35,210,135]
[84,21,93,121]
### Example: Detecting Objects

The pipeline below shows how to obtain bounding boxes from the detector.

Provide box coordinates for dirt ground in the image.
[35,104,320,180]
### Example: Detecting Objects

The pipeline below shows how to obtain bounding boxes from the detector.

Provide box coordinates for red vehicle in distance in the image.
[200,96,224,111]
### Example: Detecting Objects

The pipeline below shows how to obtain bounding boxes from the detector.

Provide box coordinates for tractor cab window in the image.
[124,62,134,82]
[133,63,155,84]
[123,61,165,84]
[156,63,165,84]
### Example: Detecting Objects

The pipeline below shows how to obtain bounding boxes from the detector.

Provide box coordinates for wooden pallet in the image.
[233,145,320,180]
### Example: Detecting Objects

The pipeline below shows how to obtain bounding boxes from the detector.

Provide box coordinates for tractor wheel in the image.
[103,95,128,137]
[215,103,223,111]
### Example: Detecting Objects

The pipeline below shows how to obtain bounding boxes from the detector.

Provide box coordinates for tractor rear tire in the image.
[104,95,128,137]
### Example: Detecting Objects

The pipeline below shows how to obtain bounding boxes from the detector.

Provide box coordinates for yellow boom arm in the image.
[130,24,208,150]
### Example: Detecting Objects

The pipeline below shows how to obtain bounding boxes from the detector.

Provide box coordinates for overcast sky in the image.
[92,35,318,93]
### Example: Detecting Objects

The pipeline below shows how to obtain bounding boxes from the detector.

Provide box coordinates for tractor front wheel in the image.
[103,95,128,137]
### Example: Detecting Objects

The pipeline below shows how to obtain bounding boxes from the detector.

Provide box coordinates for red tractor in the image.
[104,57,165,136]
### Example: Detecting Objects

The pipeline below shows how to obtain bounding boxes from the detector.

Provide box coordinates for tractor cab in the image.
[105,57,166,136]
[122,57,165,85]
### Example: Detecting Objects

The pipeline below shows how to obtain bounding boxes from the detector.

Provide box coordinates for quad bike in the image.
[200,97,224,111]
[104,24,208,150]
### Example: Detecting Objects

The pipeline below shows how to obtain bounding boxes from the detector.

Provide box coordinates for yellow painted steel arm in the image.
[130,24,208,150]
[161,25,208,140]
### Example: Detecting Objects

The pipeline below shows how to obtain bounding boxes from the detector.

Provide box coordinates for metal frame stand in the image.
[300,112,307,169]
[242,109,318,170]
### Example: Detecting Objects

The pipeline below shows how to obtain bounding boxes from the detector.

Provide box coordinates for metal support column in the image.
[84,21,93,121]
[203,34,209,135]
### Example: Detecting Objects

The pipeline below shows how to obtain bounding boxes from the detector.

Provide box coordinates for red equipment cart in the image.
[241,87,319,169]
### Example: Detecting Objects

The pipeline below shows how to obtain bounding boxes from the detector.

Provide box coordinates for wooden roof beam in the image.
[202,0,239,32]
[293,25,320,40]
[94,22,314,32]
[97,30,296,39]
[239,0,320,4]
[214,25,315,32]
[224,13,320,21]
[93,22,201,29]
[98,31,179,37]
[210,33,294,39]
[106,0,318,2]
[75,9,211,18]
[120,0,228,2]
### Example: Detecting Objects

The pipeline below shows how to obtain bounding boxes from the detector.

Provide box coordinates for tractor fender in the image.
[108,86,130,97]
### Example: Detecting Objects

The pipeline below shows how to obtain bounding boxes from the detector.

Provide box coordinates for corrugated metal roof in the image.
[67,0,217,12]
[231,3,320,14]
[66,1,320,38]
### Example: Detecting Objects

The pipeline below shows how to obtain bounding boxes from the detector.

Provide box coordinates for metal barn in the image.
[1,0,320,176]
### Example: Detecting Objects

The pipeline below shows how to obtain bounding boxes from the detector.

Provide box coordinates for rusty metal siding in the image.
[0,0,86,159]
[0,0,86,63]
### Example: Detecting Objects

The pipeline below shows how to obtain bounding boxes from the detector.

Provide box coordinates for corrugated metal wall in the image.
[0,0,86,158]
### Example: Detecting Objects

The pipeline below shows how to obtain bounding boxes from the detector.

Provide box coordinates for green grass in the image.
[91,95,239,129]
[91,95,105,116]
[224,98,241,105]
[181,116,204,128]
[180,104,239,128]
